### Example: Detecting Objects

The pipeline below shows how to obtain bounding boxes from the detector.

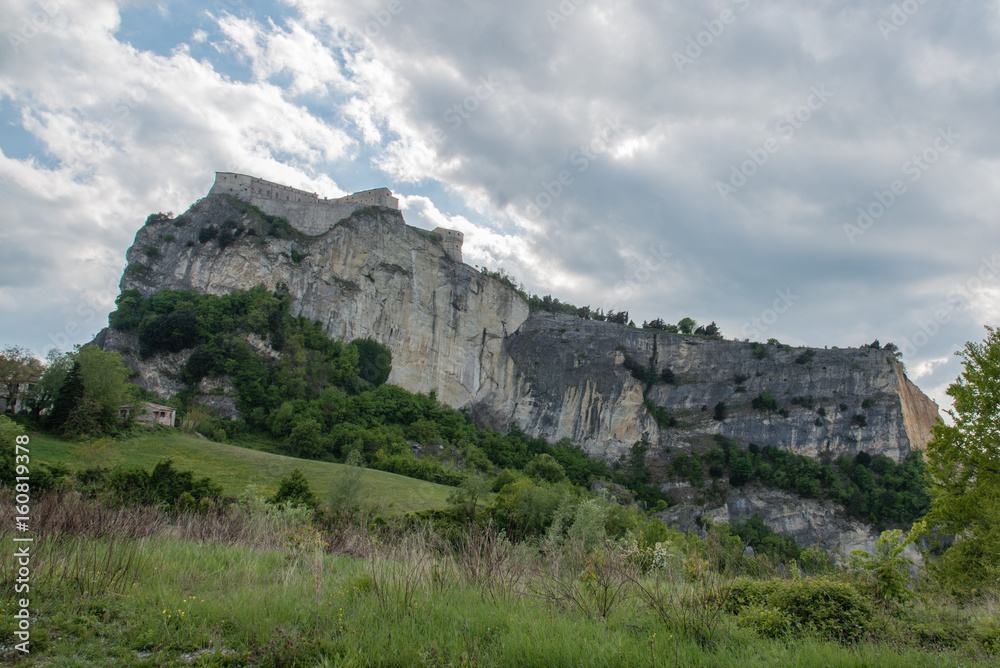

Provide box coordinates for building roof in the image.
[122,402,176,412]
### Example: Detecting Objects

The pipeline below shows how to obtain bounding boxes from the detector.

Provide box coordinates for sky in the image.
[1,0,999,415]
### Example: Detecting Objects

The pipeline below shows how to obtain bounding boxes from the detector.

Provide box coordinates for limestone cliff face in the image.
[105,194,939,468]
[110,195,528,408]
[656,488,922,563]
[472,312,940,464]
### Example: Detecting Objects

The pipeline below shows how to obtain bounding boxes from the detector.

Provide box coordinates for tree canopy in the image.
[920,325,1000,590]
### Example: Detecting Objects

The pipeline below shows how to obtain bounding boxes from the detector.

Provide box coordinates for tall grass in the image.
[1,491,997,667]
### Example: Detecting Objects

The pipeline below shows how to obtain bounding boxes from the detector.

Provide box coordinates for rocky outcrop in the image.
[104,195,938,466]
[472,311,939,464]
[656,487,922,564]
[110,196,528,409]
[97,188,944,554]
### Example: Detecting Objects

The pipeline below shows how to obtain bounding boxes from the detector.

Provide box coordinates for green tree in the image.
[447,475,491,521]
[677,317,696,335]
[23,350,72,418]
[287,417,324,459]
[271,469,318,508]
[919,326,1000,590]
[47,361,85,433]
[524,453,567,483]
[0,345,42,414]
[75,345,133,426]
[352,338,392,387]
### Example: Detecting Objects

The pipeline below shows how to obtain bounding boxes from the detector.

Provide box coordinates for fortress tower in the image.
[432,227,464,263]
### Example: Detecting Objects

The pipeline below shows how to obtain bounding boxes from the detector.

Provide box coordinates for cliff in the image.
[109,195,527,409]
[473,312,940,464]
[104,193,939,467]
[97,190,943,548]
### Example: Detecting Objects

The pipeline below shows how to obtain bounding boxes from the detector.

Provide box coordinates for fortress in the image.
[209,171,463,262]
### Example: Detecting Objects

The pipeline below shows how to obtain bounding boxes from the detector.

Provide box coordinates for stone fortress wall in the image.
[209,171,463,261]
[432,227,464,263]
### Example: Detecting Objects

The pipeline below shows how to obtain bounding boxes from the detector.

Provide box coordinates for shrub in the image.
[271,469,318,508]
[794,350,815,364]
[143,245,160,258]
[850,414,867,428]
[198,226,218,243]
[751,391,777,411]
[217,227,235,249]
[752,344,766,359]
[713,401,727,421]
[737,604,794,638]
[126,262,148,277]
[727,577,872,642]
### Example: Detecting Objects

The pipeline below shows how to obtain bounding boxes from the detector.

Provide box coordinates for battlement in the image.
[432,227,464,263]
[209,172,399,210]
[208,172,463,261]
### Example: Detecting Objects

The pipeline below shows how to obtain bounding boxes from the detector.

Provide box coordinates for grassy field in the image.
[27,430,457,514]
[1,493,996,668]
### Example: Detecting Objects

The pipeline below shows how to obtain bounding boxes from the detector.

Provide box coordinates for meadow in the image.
[27,430,456,515]
[0,487,997,667]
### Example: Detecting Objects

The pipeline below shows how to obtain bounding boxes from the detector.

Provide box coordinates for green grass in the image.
[27,430,456,514]
[3,524,996,668]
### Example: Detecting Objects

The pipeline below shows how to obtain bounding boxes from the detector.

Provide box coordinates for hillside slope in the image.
[31,432,456,514]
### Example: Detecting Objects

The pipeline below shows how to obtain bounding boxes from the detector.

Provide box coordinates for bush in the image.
[751,391,777,411]
[728,577,872,642]
[271,469,318,508]
[352,338,392,387]
[713,401,727,421]
[198,226,218,243]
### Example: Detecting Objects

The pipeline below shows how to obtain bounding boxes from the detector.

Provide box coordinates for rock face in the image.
[99,191,943,551]
[473,311,940,464]
[110,196,528,409]
[656,488,922,564]
[106,195,939,465]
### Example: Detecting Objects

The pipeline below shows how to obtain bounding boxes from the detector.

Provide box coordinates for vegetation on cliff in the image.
[104,286,670,509]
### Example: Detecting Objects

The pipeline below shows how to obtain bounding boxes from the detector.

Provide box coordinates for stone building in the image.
[432,227,464,263]
[119,402,176,427]
[208,171,461,260]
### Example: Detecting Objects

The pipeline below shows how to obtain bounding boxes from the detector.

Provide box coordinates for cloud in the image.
[2,0,999,417]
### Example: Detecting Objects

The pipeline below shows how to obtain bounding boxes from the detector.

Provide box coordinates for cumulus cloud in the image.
[1,0,998,413]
